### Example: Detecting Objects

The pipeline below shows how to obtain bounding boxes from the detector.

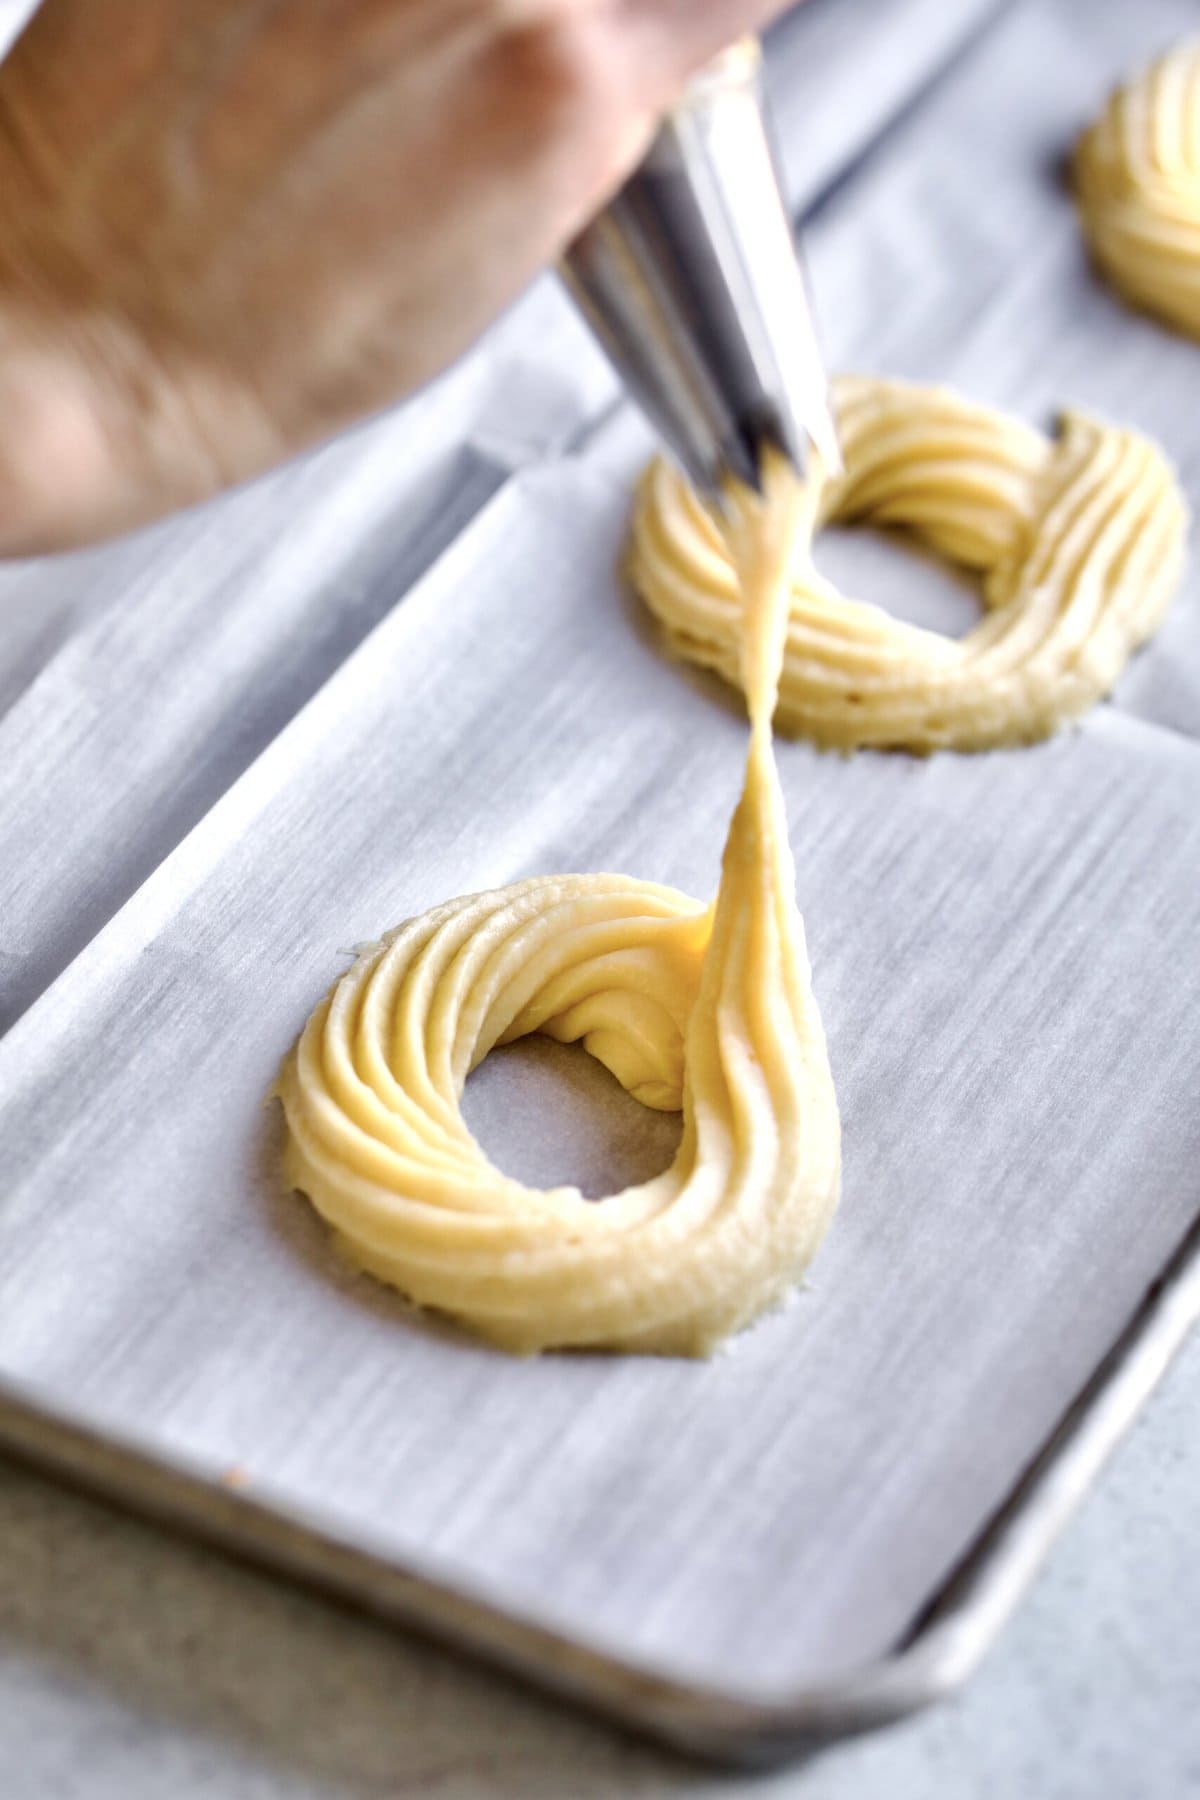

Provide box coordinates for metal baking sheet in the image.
[2,0,1200,1767]
[1,447,1198,1749]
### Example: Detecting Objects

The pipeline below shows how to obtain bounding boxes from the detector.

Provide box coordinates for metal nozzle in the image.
[562,38,839,495]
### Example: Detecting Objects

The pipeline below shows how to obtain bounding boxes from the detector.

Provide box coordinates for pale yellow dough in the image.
[1075,42,1200,340]
[629,376,1186,752]
[277,456,841,1356]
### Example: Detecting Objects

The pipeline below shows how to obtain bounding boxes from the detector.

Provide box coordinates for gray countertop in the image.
[2,1333,1197,1799]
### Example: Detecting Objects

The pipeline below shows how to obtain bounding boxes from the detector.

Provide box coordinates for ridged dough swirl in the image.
[630,376,1186,752]
[277,454,841,1356]
[1075,42,1200,339]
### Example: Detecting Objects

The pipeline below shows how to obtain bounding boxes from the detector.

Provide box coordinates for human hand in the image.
[0,0,794,552]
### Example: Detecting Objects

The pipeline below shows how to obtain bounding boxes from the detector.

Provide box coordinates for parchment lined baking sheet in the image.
[0,0,1199,1722]
[1,451,1197,1696]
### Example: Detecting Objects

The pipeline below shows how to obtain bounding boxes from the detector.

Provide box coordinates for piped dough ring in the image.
[278,863,839,1356]
[628,375,1187,752]
[1075,42,1200,340]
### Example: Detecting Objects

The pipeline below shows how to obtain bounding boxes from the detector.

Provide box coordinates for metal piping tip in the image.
[562,37,839,498]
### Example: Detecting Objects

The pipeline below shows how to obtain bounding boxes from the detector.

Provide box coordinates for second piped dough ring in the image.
[1074,42,1200,340]
[630,375,1186,752]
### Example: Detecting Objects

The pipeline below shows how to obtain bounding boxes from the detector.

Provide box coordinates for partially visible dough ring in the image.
[1075,42,1200,340]
[278,464,841,1357]
[629,375,1186,752]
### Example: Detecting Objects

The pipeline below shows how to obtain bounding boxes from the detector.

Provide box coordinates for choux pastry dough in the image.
[1075,43,1200,341]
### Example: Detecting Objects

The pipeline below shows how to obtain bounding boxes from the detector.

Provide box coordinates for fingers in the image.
[614,0,799,90]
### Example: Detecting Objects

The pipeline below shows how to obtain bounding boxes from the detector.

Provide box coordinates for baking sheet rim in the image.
[0,1208,1196,1770]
